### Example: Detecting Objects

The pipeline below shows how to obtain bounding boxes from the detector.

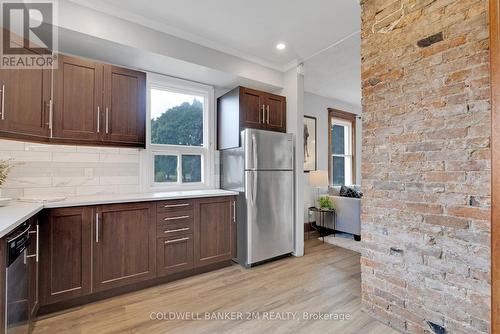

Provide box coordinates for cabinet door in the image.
[103,65,145,146]
[27,217,39,321]
[240,87,265,129]
[53,55,103,142]
[0,64,51,138]
[40,207,92,305]
[194,197,233,267]
[157,235,194,277]
[93,203,155,292]
[264,94,286,132]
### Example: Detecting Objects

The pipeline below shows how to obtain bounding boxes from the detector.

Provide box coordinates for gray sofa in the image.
[323,186,361,240]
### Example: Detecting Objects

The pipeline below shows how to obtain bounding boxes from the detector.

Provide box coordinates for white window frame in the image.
[331,117,353,186]
[141,73,215,191]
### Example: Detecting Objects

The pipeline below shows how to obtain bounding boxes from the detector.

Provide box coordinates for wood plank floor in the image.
[33,240,397,334]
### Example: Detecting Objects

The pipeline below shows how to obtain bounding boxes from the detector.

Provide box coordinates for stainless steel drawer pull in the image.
[95,213,100,243]
[163,215,190,221]
[164,237,189,244]
[164,227,190,234]
[1,84,5,120]
[163,203,190,208]
[233,201,236,223]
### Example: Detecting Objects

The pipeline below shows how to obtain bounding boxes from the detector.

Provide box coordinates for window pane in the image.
[154,155,177,183]
[332,156,345,186]
[150,89,204,146]
[332,125,345,155]
[182,155,201,183]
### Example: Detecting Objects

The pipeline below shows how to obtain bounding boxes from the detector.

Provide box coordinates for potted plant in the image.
[319,196,334,210]
[0,159,15,199]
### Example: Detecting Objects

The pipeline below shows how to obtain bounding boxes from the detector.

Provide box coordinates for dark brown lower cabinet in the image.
[157,235,194,276]
[38,196,236,312]
[40,207,93,305]
[194,197,234,267]
[93,203,156,292]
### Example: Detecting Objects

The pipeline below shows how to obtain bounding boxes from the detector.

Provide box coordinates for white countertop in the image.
[0,189,238,238]
[0,202,44,238]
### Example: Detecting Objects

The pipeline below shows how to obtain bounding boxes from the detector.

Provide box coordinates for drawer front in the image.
[157,220,193,237]
[157,211,193,223]
[156,199,193,214]
[157,235,194,277]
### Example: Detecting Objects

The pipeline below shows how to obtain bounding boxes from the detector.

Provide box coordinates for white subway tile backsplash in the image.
[99,176,139,185]
[76,185,119,196]
[24,187,76,197]
[53,152,100,163]
[100,153,139,163]
[77,146,120,154]
[3,177,52,189]
[2,151,52,162]
[0,139,24,151]
[0,139,142,199]
[25,143,76,153]
[52,176,100,187]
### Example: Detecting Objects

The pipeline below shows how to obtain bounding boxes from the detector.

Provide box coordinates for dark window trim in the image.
[327,108,357,186]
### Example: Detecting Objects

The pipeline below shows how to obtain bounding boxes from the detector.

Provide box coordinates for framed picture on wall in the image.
[303,116,317,172]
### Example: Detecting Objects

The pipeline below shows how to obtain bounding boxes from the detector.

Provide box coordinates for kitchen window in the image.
[328,109,356,186]
[144,74,214,190]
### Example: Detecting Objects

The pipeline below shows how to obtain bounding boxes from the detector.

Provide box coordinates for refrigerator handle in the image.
[252,171,257,203]
[252,134,257,170]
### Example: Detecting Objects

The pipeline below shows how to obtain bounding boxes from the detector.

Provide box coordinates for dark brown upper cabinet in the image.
[53,55,146,147]
[0,36,146,148]
[0,59,51,140]
[53,55,103,142]
[103,65,146,146]
[217,86,286,150]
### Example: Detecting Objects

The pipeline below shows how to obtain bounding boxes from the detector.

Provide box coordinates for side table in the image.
[308,207,336,242]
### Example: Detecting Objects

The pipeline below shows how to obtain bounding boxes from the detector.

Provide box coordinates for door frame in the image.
[490,0,499,332]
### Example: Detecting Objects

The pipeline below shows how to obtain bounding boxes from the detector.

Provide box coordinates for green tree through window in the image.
[152,99,203,183]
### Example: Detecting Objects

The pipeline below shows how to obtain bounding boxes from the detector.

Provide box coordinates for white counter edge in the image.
[0,189,239,239]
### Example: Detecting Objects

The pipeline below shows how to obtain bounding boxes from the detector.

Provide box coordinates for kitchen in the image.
[0,1,398,333]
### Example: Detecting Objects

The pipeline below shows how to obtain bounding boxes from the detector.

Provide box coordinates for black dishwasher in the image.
[6,221,31,334]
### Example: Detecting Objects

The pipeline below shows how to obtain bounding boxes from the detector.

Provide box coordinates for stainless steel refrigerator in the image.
[220,129,294,267]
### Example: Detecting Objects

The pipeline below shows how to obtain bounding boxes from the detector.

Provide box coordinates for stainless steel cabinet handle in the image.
[164,203,189,208]
[27,223,39,262]
[48,99,53,138]
[95,213,99,243]
[1,84,4,120]
[262,104,266,124]
[232,201,236,223]
[164,227,190,234]
[164,215,190,221]
[164,237,189,244]
[105,107,109,134]
[266,105,270,124]
[97,106,100,133]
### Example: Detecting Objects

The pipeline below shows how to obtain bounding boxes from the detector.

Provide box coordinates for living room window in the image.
[328,109,356,186]
[144,74,214,190]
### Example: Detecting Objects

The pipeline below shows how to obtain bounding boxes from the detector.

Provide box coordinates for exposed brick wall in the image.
[360,0,491,333]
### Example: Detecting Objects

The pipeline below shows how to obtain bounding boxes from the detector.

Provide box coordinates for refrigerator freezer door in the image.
[243,129,293,171]
[245,170,294,264]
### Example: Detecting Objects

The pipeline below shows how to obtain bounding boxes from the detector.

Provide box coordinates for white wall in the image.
[303,92,361,222]
[280,68,305,256]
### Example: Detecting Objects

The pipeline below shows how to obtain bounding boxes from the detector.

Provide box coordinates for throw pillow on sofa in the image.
[339,185,363,198]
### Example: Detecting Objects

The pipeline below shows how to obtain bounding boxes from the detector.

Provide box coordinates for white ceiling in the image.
[304,32,361,107]
[71,0,361,106]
